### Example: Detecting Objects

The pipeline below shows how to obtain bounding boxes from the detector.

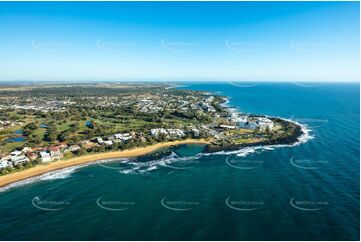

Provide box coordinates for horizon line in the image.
[0,80,359,84]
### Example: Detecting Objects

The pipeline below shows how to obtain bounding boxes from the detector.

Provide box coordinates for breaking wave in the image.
[0,165,82,193]
[118,152,203,174]
[0,159,125,192]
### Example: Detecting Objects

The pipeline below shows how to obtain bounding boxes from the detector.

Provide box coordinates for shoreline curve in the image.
[0,139,209,189]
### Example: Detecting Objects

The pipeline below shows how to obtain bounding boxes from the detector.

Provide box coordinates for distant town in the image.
[0,83,300,174]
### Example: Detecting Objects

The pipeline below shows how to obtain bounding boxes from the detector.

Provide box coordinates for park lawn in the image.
[78,120,89,132]
[57,121,73,133]
[232,137,261,144]
[230,128,255,135]
[32,128,46,141]
[1,141,26,153]
[0,125,24,140]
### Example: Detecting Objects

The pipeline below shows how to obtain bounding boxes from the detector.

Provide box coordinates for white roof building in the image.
[11,155,30,166]
[151,128,168,137]
[256,117,274,131]
[220,125,237,129]
[104,140,113,146]
[39,151,51,163]
[21,147,32,153]
[0,157,12,169]
[114,133,133,141]
[10,150,22,156]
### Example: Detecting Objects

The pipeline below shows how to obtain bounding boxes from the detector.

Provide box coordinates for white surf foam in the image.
[0,119,313,190]
[39,167,77,181]
[205,118,314,157]
[0,165,81,193]
[0,158,131,192]
[117,152,202,174]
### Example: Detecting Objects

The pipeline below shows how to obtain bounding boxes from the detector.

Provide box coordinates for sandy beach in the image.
[0,139,209,188]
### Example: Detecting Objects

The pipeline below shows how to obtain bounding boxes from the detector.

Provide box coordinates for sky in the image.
[0,1,359,82]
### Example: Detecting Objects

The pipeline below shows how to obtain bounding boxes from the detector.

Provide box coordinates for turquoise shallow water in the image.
[0,82,359,240]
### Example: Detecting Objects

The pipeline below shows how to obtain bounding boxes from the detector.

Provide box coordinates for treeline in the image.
[0,85,185,98]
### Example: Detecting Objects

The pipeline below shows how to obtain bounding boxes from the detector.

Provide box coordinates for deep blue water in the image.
[0,82,359,240]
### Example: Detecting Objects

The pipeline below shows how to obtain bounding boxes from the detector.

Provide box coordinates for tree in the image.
[44,123,58,142]
[24,122,38,131]
[58,130,71,142]
[69,122,80,133]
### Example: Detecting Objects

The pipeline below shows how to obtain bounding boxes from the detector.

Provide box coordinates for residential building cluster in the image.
[150,128,185,138]
[230,112,274,131]
[0,120,25,130]
[135,93,220,116]
[0,144,81,170]
[96,132,135,146]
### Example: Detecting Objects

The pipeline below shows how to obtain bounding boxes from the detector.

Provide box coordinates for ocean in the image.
[0,82,359,240]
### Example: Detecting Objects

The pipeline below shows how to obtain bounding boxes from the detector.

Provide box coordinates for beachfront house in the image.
[0,157,13,169]
[96,137,104,144]
[39,151,51,163]
[150,128,168,137]
[21,147,32,153]
[11,155,30,166]
[114,133,132,141]
[68,145,81,152]
[49,147,63,160]
[104,140,113,146]
[151,128,185,138]
[26,152,38,161]
[167,129,185,137]
[191,128,200,137]
[10,150,22,157]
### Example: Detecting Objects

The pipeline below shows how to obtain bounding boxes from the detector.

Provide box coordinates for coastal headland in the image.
[0,83,306,189]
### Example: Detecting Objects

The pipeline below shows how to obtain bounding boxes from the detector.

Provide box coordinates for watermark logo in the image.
[225,197,264,211]
[292,81,324,88]
[160,159,199,170]
[226,81,259,88]
[32,196,70,211]
[289,38,328,52]
[289,197,328,211]
[161,39,199,52]
[225,39,264,52]
[290,156,329,170]
[32,39,71,52]
[96,39,135,52]
[160,197,199,211]
[97,159,129,170]
[226,155,264,170]
[290,115,328,128]
[96,196,135,211]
